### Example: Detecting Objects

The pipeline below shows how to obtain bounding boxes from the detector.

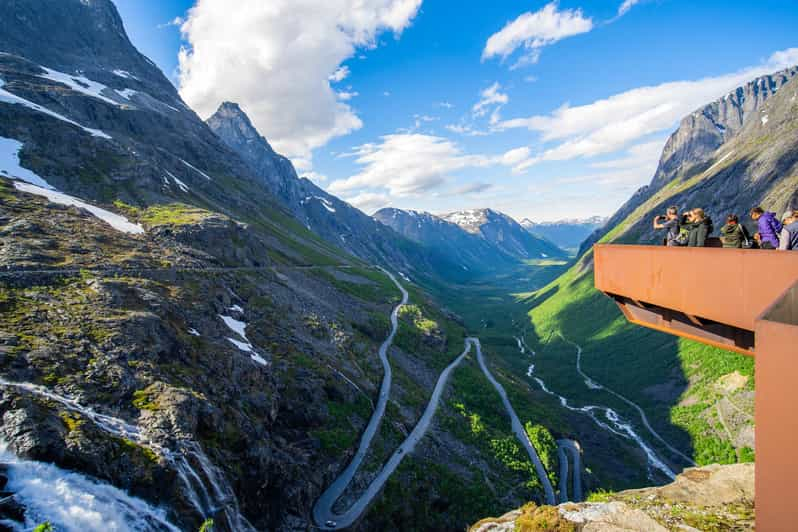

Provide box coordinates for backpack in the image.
[672,227,689,246]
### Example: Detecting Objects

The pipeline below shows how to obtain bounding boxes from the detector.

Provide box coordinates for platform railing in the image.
[594,244,798,354]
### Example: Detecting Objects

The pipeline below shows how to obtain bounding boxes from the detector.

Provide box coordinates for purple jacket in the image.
[758,211,782,248]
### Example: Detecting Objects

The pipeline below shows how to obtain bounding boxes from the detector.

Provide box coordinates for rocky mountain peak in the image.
[650,65,798,189]
[0,0,175,98]
[206,101,297,194]
[208,101,262,142]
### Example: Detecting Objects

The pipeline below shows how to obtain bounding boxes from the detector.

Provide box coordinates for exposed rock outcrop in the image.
[471,463,754,531]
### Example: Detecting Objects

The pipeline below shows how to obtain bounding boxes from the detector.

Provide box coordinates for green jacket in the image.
[686,217,714,247]
[720,223,748,248]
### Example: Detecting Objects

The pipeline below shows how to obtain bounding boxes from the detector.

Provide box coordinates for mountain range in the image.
[205,101,467,281]
[520,216,607,253]
[374,207,566,274]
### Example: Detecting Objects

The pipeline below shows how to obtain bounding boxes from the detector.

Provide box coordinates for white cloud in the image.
[158,16,184,29]
[473,82,508,117]
[500,146,532,167]
[450,182,494,195]
[328,134,527,198]
[482,2,593,68]
[498,48,798,169]
[383,91,392,96]
[590,138,666,171]
[344,191,391,212]
[444,123,489,136]
[438,101,454,109]
[329,65,350,82]
[329,134,491,196]
[337,91,359,101]
[617,0,641,17]
[178,0,422,163]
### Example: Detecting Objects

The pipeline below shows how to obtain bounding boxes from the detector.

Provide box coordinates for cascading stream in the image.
[0,439,181,532]
[559,334,696,467]
[0,378,254,531]
[515,335,678,480]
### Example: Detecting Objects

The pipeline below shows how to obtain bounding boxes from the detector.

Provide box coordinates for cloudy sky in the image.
[115,0,797,221]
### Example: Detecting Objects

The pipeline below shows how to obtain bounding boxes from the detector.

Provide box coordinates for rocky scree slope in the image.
[206,102,469,283]
[512,68,798,499]
[0,178,551,531]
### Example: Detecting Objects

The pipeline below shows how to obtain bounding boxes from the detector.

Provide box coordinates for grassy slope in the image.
[523,258,753,472]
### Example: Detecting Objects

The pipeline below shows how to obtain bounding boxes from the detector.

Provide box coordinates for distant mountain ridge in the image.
[375,207,566,273]
[521,216,607,252]
[440,208,566,260]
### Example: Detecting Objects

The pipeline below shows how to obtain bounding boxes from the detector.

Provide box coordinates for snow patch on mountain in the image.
[13,182,144,234]
[219,313,267,366]
[112,69,136,80]
[0,137,53,189]
[0,78,111,139]
[38,66,120,106]
[164,170,190,192]
[180,159,212,180]
[301,196,336,213]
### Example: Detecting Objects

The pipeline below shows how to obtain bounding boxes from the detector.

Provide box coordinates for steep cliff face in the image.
[581,66,798,255]
[651,66,797,190]
[205,102,298,198]
[206,102,466,281]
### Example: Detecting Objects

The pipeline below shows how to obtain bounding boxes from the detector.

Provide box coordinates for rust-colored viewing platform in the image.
[595,244,798,531]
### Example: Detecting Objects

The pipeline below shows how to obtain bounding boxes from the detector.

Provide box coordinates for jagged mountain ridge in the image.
[373,208,519,273]
[374,207,567,273]
[206,101,468,281]
[440,208,566,260]
[580,65,798,255]
[521,216,607,253]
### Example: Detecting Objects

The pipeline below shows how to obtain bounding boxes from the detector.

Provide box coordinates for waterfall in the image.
[0,440,180,532]
[0,378,255,530]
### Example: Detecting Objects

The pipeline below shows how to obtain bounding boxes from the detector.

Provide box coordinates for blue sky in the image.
[114,0,798,221]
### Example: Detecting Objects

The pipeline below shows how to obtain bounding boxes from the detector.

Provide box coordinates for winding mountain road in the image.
[312,268,408,530]
[556,439,582,503]
[473,338,556,505]
[313,273,556,529]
